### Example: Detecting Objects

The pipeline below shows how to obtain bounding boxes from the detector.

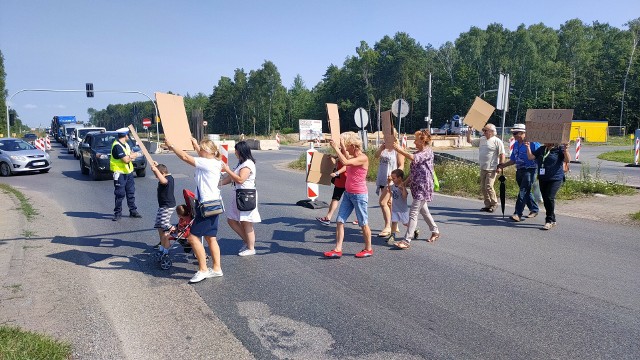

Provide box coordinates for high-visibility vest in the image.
[110,140,134,174]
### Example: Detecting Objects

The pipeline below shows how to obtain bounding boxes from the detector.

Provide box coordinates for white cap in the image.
[116,128,129,136]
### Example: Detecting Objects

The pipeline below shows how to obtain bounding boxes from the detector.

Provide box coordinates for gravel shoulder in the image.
[0,188,253,360]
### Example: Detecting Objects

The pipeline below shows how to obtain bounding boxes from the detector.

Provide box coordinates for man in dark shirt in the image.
[110,128,141,221]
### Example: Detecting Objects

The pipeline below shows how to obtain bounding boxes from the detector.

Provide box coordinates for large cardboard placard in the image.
[306,152,336,186]
[155,92,193,151]
[127,125,154,165]
[326,103,341,145]
[381,110,394,149]
[299,119,323,141]
[525,109,574,144]
[463,97,496,130]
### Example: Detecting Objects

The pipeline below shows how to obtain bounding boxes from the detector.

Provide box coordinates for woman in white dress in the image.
[220,141,261,256]
[374,130,404,237]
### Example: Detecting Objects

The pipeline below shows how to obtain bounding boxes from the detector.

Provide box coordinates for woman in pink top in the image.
[324,132,373,258]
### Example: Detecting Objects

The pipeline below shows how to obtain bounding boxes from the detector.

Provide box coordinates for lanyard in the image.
[541,147,551,168]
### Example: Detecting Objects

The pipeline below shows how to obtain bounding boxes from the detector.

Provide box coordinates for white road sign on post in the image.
[392,98,409,142]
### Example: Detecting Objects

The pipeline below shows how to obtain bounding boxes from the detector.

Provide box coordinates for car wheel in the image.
[0,162,12,177]
[90,160,101,181]
[136,168,146,177]
[80,157,89,175]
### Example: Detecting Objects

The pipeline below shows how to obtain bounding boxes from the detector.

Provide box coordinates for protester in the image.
[150,163,176,257]
[220,141,261,256]
[316,157,347,226]
[166,137,225,283]
[526,142,571,230]
[324,132,373,258]
[497,124,541,222]
[478,124,505,212]
[374,130,405,237]
[392,130,439,249]
[110,128,142,221]
[387,169,411,245]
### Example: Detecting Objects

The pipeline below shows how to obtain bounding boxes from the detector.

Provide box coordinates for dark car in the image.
[79,131,146,180]
[22,133,38,145]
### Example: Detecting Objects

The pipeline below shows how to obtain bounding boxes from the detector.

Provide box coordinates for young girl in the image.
[387,169,409,245]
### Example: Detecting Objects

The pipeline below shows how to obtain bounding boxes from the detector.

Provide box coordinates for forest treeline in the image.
[83,18,640,136]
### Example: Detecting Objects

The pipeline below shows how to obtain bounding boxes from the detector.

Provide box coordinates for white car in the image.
[0,138,51,176]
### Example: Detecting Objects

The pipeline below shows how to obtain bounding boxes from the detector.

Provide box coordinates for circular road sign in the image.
[202,121,208,127]
[142,118,152,127]
[391,99,410,118]
[354,108,369,128]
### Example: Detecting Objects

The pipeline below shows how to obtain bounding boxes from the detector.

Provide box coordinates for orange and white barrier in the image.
[635,138,639,166]
[45,136,51,150]
[34,138,46,151]
[306,143,319,200]
[275,132,281,148]
[401,133,407,148]
[508,137,515,155]
[574,137,581,162]
[219,143,229,172]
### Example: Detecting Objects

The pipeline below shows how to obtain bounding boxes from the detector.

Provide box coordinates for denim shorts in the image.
[336,191,368,226]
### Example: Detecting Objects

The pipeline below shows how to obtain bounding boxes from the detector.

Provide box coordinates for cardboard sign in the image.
[463,97,496,130]
[381,110,394,149]
[155,92,193,151]
[525,109,574,144]
[326,103,341,145]
[306,152,336,186]
[127,125,154,165]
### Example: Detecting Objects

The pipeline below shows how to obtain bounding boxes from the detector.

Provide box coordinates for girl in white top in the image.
[220,141,261,256]
[374,129,405,237]
[165,138,224,283]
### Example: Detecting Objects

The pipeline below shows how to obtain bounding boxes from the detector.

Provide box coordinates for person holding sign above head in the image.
[374,128,405,237]
[324,132,373,259]
[111,128,142,221]
[526,142,571,230]
[165,137,225,283]
[497,124,541,222]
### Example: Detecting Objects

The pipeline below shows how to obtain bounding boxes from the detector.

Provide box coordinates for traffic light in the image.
[86,83,94,97]
[9,112,15,126]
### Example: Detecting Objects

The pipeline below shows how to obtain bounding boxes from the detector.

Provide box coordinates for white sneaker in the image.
[238,244,248,253]
[238,249,256,257]
[189,270,209,283]
[206,268,223,278]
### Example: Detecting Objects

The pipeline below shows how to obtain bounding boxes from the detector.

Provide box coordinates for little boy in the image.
[387,169,417,244]
[151,163,176,259]
[169,204,193,253]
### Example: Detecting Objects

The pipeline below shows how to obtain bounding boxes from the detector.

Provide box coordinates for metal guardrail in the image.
[434,152,478,166]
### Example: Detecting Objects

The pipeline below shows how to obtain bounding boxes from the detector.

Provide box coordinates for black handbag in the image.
[198,199,224,218]
[236,189,257,211]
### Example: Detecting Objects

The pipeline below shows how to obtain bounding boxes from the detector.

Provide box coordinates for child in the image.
[169,204,193,252]
[151,163,176,259]
[387,169,412,245]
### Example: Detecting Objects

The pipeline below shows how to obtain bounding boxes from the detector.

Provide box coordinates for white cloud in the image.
[55,104,66,109]
[24,104,37,109]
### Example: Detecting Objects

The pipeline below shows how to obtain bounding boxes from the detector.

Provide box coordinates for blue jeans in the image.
[514,168,538,217]
[336,191,368,226]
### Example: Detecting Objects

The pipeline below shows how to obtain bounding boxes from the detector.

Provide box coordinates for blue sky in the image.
[2,0,639,128]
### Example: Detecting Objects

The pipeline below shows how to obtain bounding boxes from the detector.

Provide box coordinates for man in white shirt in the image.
[478,124,505,212]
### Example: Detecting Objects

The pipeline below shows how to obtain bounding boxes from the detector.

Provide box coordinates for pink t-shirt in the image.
[345,165,368,194]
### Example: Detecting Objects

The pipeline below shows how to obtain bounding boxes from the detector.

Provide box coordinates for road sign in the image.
[142,118,152,127]
[354,108,369,128]
[391,99,409,118]
[202,121,208,127]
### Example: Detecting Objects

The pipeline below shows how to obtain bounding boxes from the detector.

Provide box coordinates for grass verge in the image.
[631,211,640,223]
[597,150,635,164]
[0,184,38,220]
[290,148,637,201]
[0,325,71,360]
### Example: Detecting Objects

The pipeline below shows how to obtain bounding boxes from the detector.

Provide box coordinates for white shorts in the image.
[391,210,409,225]
[226,191,261,223]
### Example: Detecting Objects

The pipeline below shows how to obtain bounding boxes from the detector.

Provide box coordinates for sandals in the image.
[377,228,392,237]
[428,232,440,243]
[394,240,411,250]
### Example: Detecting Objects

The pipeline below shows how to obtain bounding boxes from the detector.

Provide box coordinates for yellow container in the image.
[570,120,608,143]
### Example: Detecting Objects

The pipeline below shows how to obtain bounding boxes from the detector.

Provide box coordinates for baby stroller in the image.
[156,189,196,270]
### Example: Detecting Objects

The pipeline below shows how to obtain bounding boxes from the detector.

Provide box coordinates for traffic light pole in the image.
[5,88,159,142]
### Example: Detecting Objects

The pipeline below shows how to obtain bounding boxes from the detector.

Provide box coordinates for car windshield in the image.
[0,139,36,152]
[78,129,99,140]
[91,134,118,149]
[23,134,37,139]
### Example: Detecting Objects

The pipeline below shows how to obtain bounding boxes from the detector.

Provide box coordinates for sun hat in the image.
[511,123,526,132]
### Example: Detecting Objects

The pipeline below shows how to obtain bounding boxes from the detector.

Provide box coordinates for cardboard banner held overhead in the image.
[306,152,336,186]
[381,110,394,149]
[155,92,193,151]
[463,96,496,130]
[525,109,574,144]
[326,103,341,145]
[127,125,154,165]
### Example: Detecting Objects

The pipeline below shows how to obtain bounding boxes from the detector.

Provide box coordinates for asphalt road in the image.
[2,142,639,359]
[436,143,640,187]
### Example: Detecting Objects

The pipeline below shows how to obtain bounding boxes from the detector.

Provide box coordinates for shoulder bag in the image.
[236,188,257,211]
[197,188,224,218]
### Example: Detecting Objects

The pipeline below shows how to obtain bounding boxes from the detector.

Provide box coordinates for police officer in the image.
[111,128,142,221]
